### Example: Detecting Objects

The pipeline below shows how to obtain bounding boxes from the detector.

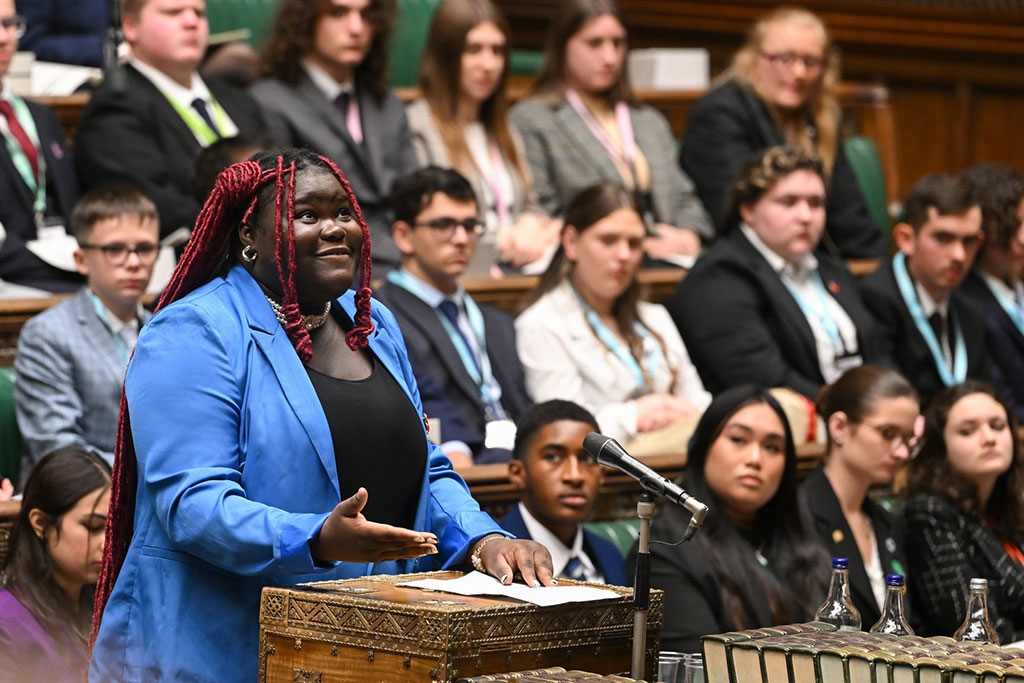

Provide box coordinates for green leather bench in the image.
[844,135,891,244]
[583,519,640,560]
[0,366,20,485]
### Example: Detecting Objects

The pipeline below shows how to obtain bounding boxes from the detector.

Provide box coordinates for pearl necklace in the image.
[265,296,331,331]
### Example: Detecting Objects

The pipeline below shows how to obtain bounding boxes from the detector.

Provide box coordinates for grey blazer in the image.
[14,289,151,479]
[508,95,712,240]
[250,74,421,271]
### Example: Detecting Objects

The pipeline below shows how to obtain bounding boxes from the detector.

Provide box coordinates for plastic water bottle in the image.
[954,578,1000,645]
[815,557,862,631]
[869,574,914,635]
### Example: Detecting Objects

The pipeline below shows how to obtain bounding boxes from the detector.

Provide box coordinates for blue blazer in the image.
[89,265,505,682]
[498,504,629,587]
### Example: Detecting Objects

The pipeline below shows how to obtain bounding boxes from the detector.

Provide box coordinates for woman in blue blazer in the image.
[88,149,553,682]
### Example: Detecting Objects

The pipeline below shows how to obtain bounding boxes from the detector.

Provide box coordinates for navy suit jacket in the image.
[498,504,628,587]
[375,281,532,462]
[0,98,82,292]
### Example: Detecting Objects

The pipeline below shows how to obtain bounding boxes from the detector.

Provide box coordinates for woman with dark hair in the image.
[406,0,559,272]
[87,148,553,681]
[802,365,919,628]
[668,145,882,399]
[635,386,829,652]
[508,0,711,265]
[959,164,1024,421]
[252,0,420,271]
[0,447,111,682]
[680,7,883,259]
[904,381,1024,641]
[516,181,709,446]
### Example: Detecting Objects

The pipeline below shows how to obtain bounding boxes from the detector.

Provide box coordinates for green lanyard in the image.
[164,94,230,147]
[2,94,46,216]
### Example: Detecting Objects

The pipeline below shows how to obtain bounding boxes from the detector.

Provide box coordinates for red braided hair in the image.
[90,150,374,647]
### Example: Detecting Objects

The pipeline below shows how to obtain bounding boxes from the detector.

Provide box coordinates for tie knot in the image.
[561,555,587,582]
[437,299,460,325]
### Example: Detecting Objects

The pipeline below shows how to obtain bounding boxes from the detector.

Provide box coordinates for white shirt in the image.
[130,59,239,143]
[517,502,603,583]
[980,270,1024,310]
[741,224,859,384]
[863,525,886,611]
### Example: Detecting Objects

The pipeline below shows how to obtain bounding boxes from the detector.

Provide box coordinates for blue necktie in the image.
[191,98,222,138]
[561,556,587,581]
[437,299,482,376]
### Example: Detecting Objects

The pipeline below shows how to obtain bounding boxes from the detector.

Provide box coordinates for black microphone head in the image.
[582,432,610,460]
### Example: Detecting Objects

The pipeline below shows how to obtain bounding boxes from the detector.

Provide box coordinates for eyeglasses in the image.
[862,422,922,457]
[0,15,26,39]
[414,217,485,240]
[79,242,160,266]
[759,51,825,72]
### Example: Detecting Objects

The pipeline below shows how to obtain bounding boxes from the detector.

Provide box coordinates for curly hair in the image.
[905,381,1024,543]
[720,7,840,180]
[261,0,396,101]
[721,145,824,233]
[91,148,375,646]
[961,163,1024,254]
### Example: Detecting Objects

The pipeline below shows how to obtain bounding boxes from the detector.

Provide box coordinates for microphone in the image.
[103,0,125,93]
[583,432,709,542]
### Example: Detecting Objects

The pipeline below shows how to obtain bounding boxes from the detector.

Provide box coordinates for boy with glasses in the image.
[0,0,83,294]
[15,188,159,479]
[377,166,532,467]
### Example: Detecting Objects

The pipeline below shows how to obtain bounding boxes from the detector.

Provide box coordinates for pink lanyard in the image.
[565,89,637,183]
[468,136,510,225]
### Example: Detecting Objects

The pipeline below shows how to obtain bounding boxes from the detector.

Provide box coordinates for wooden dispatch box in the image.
[257,571,663,683]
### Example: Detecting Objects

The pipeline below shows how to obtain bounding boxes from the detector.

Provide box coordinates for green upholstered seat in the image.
[583,519,641,560]
[206,0,280,48]
[391,0,442,87]
[0,366,20,485]
[844,135,891,244]
[509,49,543,76]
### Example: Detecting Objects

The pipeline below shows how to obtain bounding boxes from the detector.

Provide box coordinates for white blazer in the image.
[515,280,711,443]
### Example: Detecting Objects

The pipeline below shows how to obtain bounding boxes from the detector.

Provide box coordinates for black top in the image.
[305,354,427,529]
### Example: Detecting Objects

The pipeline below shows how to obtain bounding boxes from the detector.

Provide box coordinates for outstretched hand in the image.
[312,488,438,563]
[474,535,556,587]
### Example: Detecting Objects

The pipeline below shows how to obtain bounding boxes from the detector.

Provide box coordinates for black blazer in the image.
[959,269,1024,422]
[74,64,265,237]
[667,228,883,398]
[680,79,885,259]
[375,282,532,462]
[860,261,989,408]
[903,493,1024,642]
[0,99,82,292]
[800,467,906,629]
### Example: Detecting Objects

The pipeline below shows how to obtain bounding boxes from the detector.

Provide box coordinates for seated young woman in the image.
[515,181,710,446]
[904,381,1024,642]
[802,365,919,629]
[0,447,111,682]
[634,386,829,653]
[668,145,884,399]
[407,0,559,273]
[679,6,883,259]
[508,0,712,266]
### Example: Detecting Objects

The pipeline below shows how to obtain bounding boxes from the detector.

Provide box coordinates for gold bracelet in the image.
[470,534,503,573]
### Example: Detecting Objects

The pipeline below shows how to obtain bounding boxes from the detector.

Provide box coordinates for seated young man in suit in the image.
[861,173,988,407]
[74,0,265,239]
[0,0,82,294]
[15,188,158,479]
[500,400,627,586]
[252,0,421,273]
[376,166,531,468]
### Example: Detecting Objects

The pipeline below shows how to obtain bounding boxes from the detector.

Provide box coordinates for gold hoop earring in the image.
[241,244,257,264]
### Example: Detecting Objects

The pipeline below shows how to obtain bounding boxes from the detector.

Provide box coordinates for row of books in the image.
[702,621,1024,683]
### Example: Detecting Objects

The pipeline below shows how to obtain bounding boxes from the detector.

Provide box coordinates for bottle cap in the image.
[886,574,905,587]
[969,578,989,591]
[832,557,849,569]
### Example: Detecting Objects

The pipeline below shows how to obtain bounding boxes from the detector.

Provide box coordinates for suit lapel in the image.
[356,87,385,194]
[554,101,623,182]
[0,136,35,213]
[125,65,201,158]
[73,290,129,383]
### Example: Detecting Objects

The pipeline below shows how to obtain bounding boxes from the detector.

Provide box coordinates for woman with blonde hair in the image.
[509,0,712,266]
[681,6,883,259]
[407,0,558,272]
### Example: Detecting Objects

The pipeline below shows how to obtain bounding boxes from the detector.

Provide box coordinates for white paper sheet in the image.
[398,571,621,607]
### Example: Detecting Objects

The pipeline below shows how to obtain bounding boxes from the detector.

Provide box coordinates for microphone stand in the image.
[630,493,655,681]
[103,0,125,92]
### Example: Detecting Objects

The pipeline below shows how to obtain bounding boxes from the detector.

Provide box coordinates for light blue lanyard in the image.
[2,94,46,216]
[982,276,1024,339]
[87,291,131,364]
[571,285,659,395]
[784,269,847,354]
[892,252,967,386]
[387,270,504,418]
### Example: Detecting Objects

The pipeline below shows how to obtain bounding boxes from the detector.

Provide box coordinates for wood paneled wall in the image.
[497,0,1024,200]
